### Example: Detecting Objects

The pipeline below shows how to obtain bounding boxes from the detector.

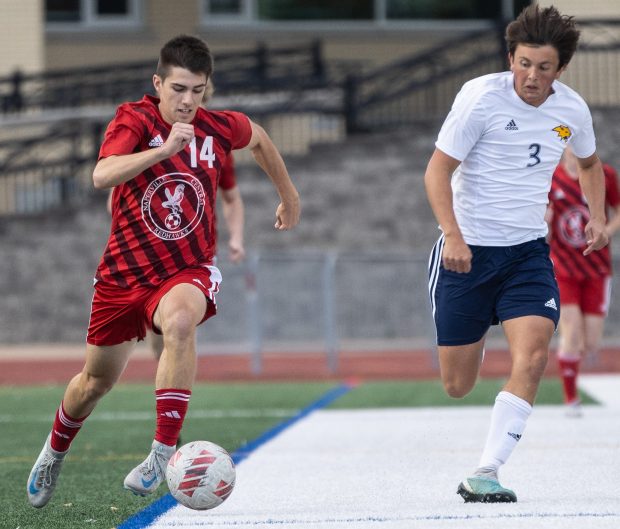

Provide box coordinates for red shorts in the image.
[557,275,612,316]
[86,265,222,346]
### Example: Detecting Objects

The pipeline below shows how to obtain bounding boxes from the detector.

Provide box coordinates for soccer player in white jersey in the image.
[425,4,608,503]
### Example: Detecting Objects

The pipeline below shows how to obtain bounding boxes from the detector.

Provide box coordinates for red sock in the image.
[50,401,89,452]
[558,356,580,404]
[155,389,191,446]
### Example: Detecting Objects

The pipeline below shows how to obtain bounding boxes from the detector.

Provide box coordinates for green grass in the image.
[1,378,595,529]
[332,378,597,408]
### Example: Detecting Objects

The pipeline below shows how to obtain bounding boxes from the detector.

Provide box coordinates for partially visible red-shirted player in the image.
[547,147,620,416]
[27,34,300,508]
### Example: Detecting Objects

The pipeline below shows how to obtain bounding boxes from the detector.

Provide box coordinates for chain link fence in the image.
[195,250,620,373]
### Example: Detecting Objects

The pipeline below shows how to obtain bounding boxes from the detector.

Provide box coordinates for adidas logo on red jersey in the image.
[148,134,164,147]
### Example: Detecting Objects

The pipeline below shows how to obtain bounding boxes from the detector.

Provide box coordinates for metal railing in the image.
[3,22,620,217]
[0,40,330,115]
[342,27,506,132]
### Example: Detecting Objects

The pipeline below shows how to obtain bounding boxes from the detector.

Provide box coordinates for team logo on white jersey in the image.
[505,119,518,130]
[552,125,572,142]
[142,172,206,240]
[148,134,164,147]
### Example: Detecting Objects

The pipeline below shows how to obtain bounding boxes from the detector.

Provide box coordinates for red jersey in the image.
[97,95,251,288]
[548,163,620,279]
[219,152,236,190]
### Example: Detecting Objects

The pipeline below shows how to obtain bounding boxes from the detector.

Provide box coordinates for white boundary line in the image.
[146,384,620,529]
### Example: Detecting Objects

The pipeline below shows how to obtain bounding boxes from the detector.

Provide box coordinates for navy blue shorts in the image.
[428,236,560,346]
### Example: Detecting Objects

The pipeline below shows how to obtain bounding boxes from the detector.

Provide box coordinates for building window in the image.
[201,0,531,25]
[208,0,243,16]
[385,0,531,20]
[257,1,373,21]
[46,0,81,22]
[202,0,252,22]
[46,0,142,27]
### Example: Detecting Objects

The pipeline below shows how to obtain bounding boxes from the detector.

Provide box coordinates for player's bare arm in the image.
[246,120,300,230]
[221,186,246,263]
[605,204,620,239]
[424,148,472,273]
[577,153,609,255]
[93,122,195,189]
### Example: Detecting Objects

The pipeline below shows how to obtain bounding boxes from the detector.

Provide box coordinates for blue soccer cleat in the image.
[123,440,176,496]
[457,476,517,503]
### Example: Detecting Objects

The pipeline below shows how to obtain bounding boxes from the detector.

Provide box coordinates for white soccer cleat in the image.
[27,434,68,508]
[124,440,176,496]
[566,399,583,418]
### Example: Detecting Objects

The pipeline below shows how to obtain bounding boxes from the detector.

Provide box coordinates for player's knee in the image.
[80,374,115,403]
[161,308,198,343]
[442,378,475,399]
[518,348,548,380]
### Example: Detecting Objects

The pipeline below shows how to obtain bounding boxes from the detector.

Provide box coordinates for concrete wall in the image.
[539,0,620,18]
[4,108,620,345]
[0,0,44,76]
[42,0,468,70]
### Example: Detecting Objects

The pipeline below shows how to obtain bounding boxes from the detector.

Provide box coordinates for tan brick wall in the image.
[538,0,620,18]
[0,0,44,76]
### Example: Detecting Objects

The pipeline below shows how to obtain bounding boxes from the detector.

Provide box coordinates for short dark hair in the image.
[156,35,214,80]
[505,4,580,69]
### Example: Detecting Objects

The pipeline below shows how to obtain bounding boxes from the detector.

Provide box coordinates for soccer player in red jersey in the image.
[106,79,246,361]
[27,35,300,508]
[547,147,620,416]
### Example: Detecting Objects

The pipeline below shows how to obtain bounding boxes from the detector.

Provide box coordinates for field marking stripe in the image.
[145,511,620,527]
[0,409,296,422]
[117,381,358,529]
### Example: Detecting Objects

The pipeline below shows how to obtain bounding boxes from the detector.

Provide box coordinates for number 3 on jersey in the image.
[189,136,216,168]
[527,143,541,167]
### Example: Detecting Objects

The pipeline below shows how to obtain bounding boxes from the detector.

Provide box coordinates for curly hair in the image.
[505,4,580,69]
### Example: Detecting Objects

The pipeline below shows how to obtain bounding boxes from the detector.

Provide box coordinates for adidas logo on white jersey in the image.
[505,119,519,130]
[544,298,557,310]
[148,134,164,147]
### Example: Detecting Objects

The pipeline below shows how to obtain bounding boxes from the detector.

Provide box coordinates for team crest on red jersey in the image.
[558,206,588,248]
[142,172,206,240]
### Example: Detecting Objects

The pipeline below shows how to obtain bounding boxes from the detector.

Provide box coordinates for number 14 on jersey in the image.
[189,136,216,168]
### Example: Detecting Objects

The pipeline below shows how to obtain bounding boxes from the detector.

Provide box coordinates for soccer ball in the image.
[166,440,236,510]
[164,212,182,230]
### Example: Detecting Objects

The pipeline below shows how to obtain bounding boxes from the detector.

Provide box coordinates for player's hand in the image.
[228,240,246,264]
[442,234,472,273]
[274,196,300,230]
[162,122,195,157]
[583,218,609,255]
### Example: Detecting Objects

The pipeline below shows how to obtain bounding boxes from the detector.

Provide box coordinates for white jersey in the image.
[435,71,596,246]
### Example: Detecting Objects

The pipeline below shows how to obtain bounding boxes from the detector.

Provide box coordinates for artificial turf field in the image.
[1,379,593,529]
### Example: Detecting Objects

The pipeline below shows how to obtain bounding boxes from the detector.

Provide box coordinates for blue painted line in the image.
[122,510,620,528]
[117,382,356,529]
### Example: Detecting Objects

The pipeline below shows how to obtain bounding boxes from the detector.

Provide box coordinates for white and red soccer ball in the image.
[166,440,236,510]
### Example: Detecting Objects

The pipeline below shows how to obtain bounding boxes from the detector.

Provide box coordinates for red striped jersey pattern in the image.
[96,95,251,288]
[548,163,620,280]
